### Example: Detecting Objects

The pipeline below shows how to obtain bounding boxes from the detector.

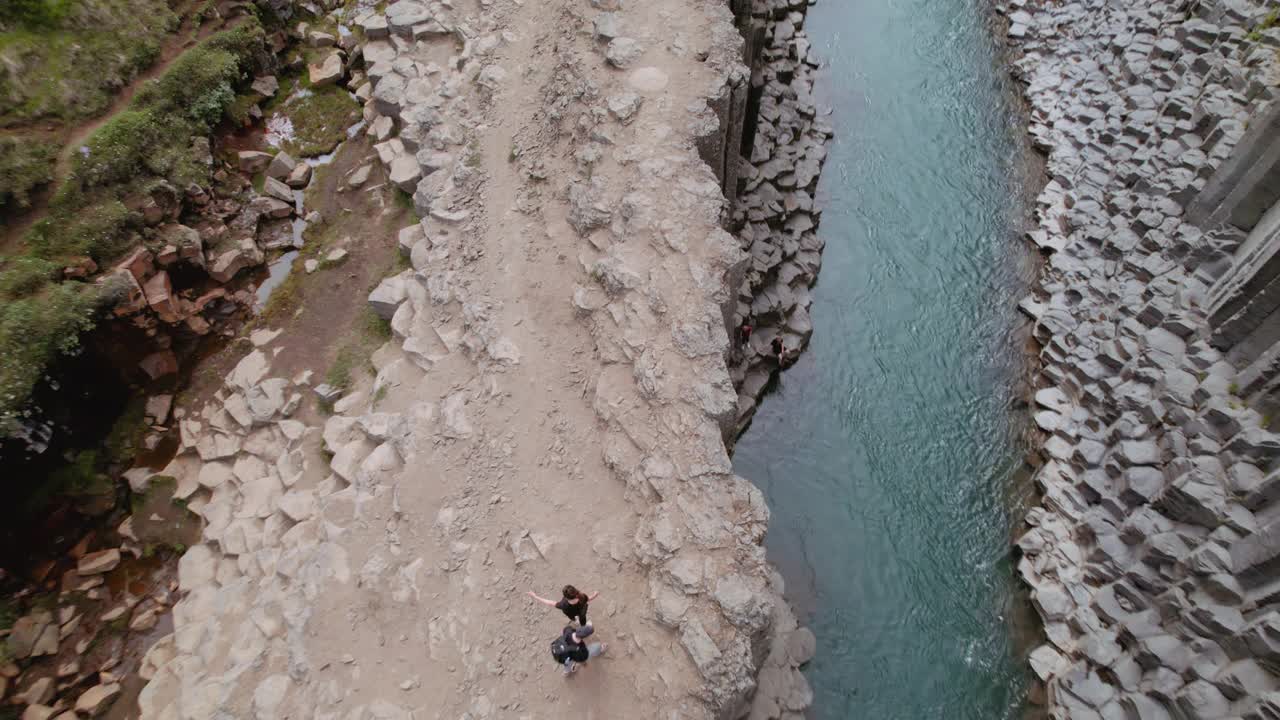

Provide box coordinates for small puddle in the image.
[255,250,299,309]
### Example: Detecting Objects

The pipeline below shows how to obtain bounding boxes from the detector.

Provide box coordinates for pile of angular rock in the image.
[1005,0,1280,714]
[100,131,313,385]
[3,540,179,718]
[134,345,342,717]
[727,0,833,435]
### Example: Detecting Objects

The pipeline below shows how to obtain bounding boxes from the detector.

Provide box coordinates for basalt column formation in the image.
[1005,0,1280,715]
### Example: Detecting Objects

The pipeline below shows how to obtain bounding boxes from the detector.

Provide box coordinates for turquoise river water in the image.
[733,0,1040,717]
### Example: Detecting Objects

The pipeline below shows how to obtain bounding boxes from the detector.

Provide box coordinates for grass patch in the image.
[264,83,360,157]
[393,187,416,214]
[0,0,179,127]
[104,394,148,465]
[324,307,391,394]
[225,92,263,126]
[1249,9,1280,42]
[24,199,136,264]
[0,136,58,209]
[259,270,303,322]
[19,448,117,517]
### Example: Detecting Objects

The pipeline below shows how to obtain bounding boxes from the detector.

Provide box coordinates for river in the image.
[732,0,1039,717]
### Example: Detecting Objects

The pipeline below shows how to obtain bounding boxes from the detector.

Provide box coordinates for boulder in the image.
[139,350,178,380]
[208,238,265,282]
[263,175,295,204]
[368,273,409,320]
[307,30,336,47]
[7,613,53,659]
[388,154,422,192]
[75,683,121,717]
[251,75,279,97]
[143,271,183,323]
[309,51,344,87]
[346,164,373,189]
[266,151,298,180]
[21,706,56,720]
[286,162,313,188]
[145,394,173,424]
[78,549,121,575]
[238,150,274,173]
[605,37,643,67]
[19,677,55,705]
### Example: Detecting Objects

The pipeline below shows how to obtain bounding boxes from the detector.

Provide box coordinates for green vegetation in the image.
[0,257,58,298]
[265,79,361,157]
[1248,9,1280,42]
[0,596,17,631]
[104,395,148,465]
[130,474,175,515]
[0,137,58,209]
[0,282,105,433]
[393,187,416,215]
[0,0,178,126]
[325,308,391,394]
[20,447,117,517]
[0,21,270,436]
[25,200,134,263]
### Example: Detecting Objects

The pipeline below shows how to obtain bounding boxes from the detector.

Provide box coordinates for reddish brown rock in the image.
[191,287,227,312]
[115,248,153,284]
[238,150,273,173]
[156,245,180,266]
[186,315,212,335]
[62,256,98,279]
[108,270,148,317]
[139,350,178,380]
[143,271,183,323]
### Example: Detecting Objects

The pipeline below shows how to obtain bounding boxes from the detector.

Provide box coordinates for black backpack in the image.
[550,637,572,664]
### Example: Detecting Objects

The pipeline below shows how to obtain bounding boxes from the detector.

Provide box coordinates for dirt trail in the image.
[0,1,237,253]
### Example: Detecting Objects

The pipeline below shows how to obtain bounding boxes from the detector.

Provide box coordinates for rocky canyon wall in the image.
[1005,0,1280,715]
[123,0,823,718]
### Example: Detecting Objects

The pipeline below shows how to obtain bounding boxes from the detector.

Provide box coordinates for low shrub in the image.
[26,200,135,263]
[0,0,176,125]
[0,137,57,209]
[0,0,74,30]
[0,281,105,433]
[0,257,59,299]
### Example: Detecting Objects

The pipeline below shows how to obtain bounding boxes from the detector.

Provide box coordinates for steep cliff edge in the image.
[1005,0,1280,714]
[128,0,819,718]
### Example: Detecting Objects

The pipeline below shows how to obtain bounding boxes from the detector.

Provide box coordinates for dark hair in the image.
[562,584,580,600]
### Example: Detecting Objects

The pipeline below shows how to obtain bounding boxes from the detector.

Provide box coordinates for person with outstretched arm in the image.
[527,584,600,626]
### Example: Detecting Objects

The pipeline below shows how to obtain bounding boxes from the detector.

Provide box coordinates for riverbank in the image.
[1004,0,1280,713]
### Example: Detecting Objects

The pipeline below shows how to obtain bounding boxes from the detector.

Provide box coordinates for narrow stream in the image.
[733,0,1038,717]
